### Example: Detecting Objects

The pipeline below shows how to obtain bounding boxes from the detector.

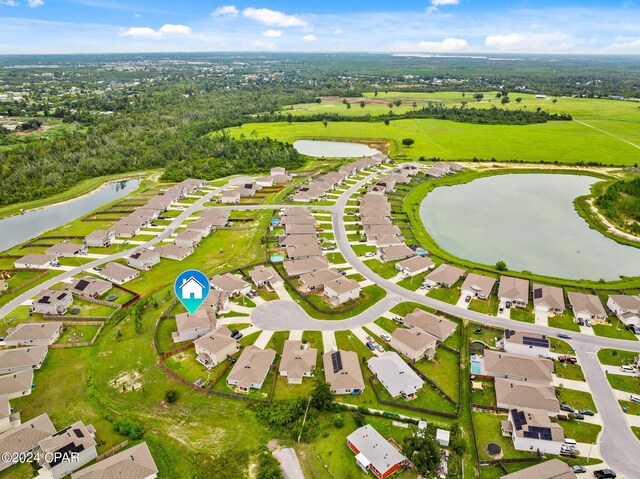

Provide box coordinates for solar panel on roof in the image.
[533,288,543,299]
[512,410,527,430]
[523,336,550,347]
[76,279,89,291]
[331,351,342,373]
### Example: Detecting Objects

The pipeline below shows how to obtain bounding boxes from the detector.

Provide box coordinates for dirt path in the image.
[587,198,640,243]
[574,119,640,150]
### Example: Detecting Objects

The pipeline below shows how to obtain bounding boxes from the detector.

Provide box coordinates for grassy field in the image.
[228,118,640,165]
[597,348,638,367]
[607,374,640,394]
[557,419,601,444]
[556,388,597,412]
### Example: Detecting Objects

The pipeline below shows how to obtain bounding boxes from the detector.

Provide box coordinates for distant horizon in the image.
[1,1,639,55]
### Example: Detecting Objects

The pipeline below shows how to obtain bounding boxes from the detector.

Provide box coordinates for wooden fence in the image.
[407,362,459,409]
[50,321,105,349]
[3,269,50,294]
[96,440,129,462]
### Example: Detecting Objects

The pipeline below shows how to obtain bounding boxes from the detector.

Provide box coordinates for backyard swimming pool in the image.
[471,359,482,375]
[270,254,285,262]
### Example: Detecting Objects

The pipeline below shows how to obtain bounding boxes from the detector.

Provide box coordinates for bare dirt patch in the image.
[109,370,143,392]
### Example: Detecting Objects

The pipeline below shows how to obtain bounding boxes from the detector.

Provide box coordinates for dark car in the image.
[579,409,595,416]
[560,403,575,413]
[558,333,572,339]
[366,342,375,351]
[465,295,471,303]
[573,412,585,420]
[630,325,640,335]
[593,469,616,479]
[230,329,240,338]
[571,465,586,473]
[566,356,578,364]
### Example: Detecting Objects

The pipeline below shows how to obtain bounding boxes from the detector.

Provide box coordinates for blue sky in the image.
[1,0,639,54]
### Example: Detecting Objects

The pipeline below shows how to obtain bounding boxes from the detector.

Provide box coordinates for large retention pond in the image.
[419,173,640,281]
[293,140,379,158]
[0,179,141,252]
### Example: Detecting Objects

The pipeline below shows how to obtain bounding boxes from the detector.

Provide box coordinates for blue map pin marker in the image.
[174,269,210,314]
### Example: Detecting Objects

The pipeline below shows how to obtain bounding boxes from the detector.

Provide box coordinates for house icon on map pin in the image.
[179,276,205,300]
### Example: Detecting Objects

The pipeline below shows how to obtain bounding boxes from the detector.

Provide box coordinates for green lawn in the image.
[374,317,400,334]
[554,363,585,382]
[619,400,640,416]
[550,338,575,355]
[363,258,399,279]
[593,317,639,341]
[470,380,496,407]
[412,348,460,399]
[58,324,101,345]
[597,348,638,367]
[510,307,535,323]
[351,244,376,256]
[606,374,640,394]
[472,412,535,460]
[469,323,502,349]
[633,427,640,442]
[557,419,601,444]
[556,388,597,412]
[227,118,640,165]
[326,252,346,264]
[548,314,581,332]
[426,287,460,304]
[469,296,499,315]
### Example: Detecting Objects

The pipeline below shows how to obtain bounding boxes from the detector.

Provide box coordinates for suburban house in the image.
[31,289,73,315]
[220,189,241,204]
[71,442,158,479]
[271,167,287,176]
[279,340,317,384]
[371,235,405,248]
[423,264,465,288]
[279,234,318,247]
[498,276,530,307]
[284,224,317,235]
[501,408,565,455]
[483,350,553,384]
[499,459,577,479]
[127,248,160,271]
[0,414,56,472]
[461,273,496,300]
[0,369,34,400]
[607,294,640,327]
[495,378,560,416]
[154,244,194,261]
[14,253,58,270]
[173,309,216,343]
[532,284,565,314]
[567,292,607,321]
[283,257,329,277]
[85,229,115,248]
[4,322,63,347]
[210,273,251,297]
[323,277,361,305]
[99,262,140,285]
[379,245,415,263]
[227,346,276,393]
[174,229,202,248]
[249,265,283,289]
[300,268,342,292]
[194,326,240,368]
[501,330,550,358]
[286,244,322,260]
[67,276,112,299]
[37,421,97,479]
[0,395,18,434]
[346,425,408,479]
[323,350,365,395]
[367,352,424,399]
[281,206,311,216]
[395,256,435,277]
[402,309,457,342]
[202,290,230,314]
[390,328,438,362]
[0,345,49,374]
[45,243,87,258]
[110,223,141,238]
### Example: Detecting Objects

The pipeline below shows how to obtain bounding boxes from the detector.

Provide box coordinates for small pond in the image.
[293,140,380,158]
[419,174,640,280]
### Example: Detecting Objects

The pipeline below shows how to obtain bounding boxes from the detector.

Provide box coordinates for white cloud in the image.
[212,5,238,17]
[120,24,192,40]
[242,7,307,27]
[0,0,19,6]
[158,24,192,35]
[27,0,43,6]
[427,0,459,14]
[134,13,141,18]
[600,36,640,53]
[417,37,468,52]
[263,29,282,38]
[302,34,317,42]
[251,40,277,49]
[332,28,342,34]
[484,32,582,52]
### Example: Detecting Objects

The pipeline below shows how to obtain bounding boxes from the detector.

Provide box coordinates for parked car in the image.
[364,252,375,258]
[498,306,505,313]
[194,379,205,388]
[505,301,512,309]
[560,403,575,413]
[366,342,375,351]
[578,318,585,326]
[593,469,616,478]
[579,409,595,416]
[573,412,585,420]
[375,344,384,352]
[585,319,592,327]
[465,295,471,303]
[620,365,635,373]
[338,270,347,276]
[392,316,403,323]
[630,394,640,404]
[558,356,578,364]
[558,333,572,339]
[571,465,586,473]
[629,325,640,335]
[380,333,391,342]
[366,335,374,343]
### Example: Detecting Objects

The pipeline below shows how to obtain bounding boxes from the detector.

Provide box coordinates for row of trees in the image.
[595,176,640,235]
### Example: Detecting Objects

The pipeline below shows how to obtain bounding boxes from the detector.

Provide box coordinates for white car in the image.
[620,365,635,373]
[380,333,391,342]
[364,252,375,258]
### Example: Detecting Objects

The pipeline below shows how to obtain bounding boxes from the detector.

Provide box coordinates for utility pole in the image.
[298,396,312,443]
